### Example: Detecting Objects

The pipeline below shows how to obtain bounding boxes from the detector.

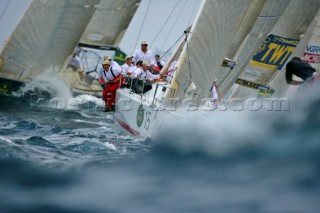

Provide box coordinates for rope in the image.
[149,0,182,48]
[0,0,10,20]
[133,0,151,52]
[160,32,184,59]
[186,0,199,28]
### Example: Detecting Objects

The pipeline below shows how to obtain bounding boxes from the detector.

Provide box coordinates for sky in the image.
[0,0,31,50]
[0,0,202,59]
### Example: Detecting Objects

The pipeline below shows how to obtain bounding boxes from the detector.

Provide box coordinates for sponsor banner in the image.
[252,34,299,70]
[303,44,320,64]
[114,49,126,65]
[235,78,271,91]
[303,52,320,64]
[257,89,275,98]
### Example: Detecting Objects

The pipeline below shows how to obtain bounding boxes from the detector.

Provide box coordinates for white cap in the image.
[142,60,151,66]
[103,54,112,60]
[101,60,111,65]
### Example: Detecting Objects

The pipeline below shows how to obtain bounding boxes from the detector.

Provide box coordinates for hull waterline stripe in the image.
[114,117,140,135]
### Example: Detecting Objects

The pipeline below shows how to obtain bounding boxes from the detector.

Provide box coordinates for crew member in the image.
[98,60,123,112]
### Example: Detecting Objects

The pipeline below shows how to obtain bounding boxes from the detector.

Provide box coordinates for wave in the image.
[151,89,320,160]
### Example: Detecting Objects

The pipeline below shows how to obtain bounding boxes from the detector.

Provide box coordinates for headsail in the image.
[0,0,99,83]
[168,0,254,100]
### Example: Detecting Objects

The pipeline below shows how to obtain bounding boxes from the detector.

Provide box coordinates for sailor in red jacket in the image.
[98,60,123,112]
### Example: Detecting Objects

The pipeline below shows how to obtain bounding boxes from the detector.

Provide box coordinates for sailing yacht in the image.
[114,0,258,136]
[0,0,141,97]
[0,0,99,94]
[114,0,320,137]
[57,0,141,97]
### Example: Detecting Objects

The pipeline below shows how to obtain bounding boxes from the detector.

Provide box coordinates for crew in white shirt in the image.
[121,55,133,76]
[104,54,121,70]
[132,41,156,66]
[135,60,161,82]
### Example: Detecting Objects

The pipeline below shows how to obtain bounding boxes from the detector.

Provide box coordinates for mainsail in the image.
[79,0,141,48]
[0,0,99,84]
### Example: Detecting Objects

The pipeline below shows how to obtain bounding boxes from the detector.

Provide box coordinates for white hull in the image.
[114,83,177,137]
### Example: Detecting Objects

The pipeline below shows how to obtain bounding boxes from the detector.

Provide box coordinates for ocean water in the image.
[0,82,320,213]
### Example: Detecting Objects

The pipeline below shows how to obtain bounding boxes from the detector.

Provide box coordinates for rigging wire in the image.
[186,0,200,28]
[0,0,11,20]
[133,0,151,53]
[161,0,188,49]
[149,0,182,48]
[160,32,185,59]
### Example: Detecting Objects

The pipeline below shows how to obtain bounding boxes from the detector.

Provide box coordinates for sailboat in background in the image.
[58,0,141,96]
[114,0,320,137]
[0,0,141,97]
[0,0,99,94]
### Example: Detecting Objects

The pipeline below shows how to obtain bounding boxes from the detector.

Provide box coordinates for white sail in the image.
[0,0,99,84]
[79,0,141,47]
[168,0,258,100]
[58,0,141,96]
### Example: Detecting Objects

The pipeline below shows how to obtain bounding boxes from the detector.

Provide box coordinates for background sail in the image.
[231,0,320,99]
[221,0,291,97]
[270,7,320,97]
[79,0,141,47]
[0,0,99,82]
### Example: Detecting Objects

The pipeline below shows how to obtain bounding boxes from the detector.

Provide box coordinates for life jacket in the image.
[157,61,163,70]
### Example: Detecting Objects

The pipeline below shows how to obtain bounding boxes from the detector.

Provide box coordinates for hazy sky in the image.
[0,0,201,57]
[120,0,202,56]
[0,0,31,50]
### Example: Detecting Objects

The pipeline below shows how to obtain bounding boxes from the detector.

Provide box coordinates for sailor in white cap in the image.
[121,55,133,76]
[98,59,122,112]
[132,41,156,67]
[133,60,162,82]
[103,54,121,69]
